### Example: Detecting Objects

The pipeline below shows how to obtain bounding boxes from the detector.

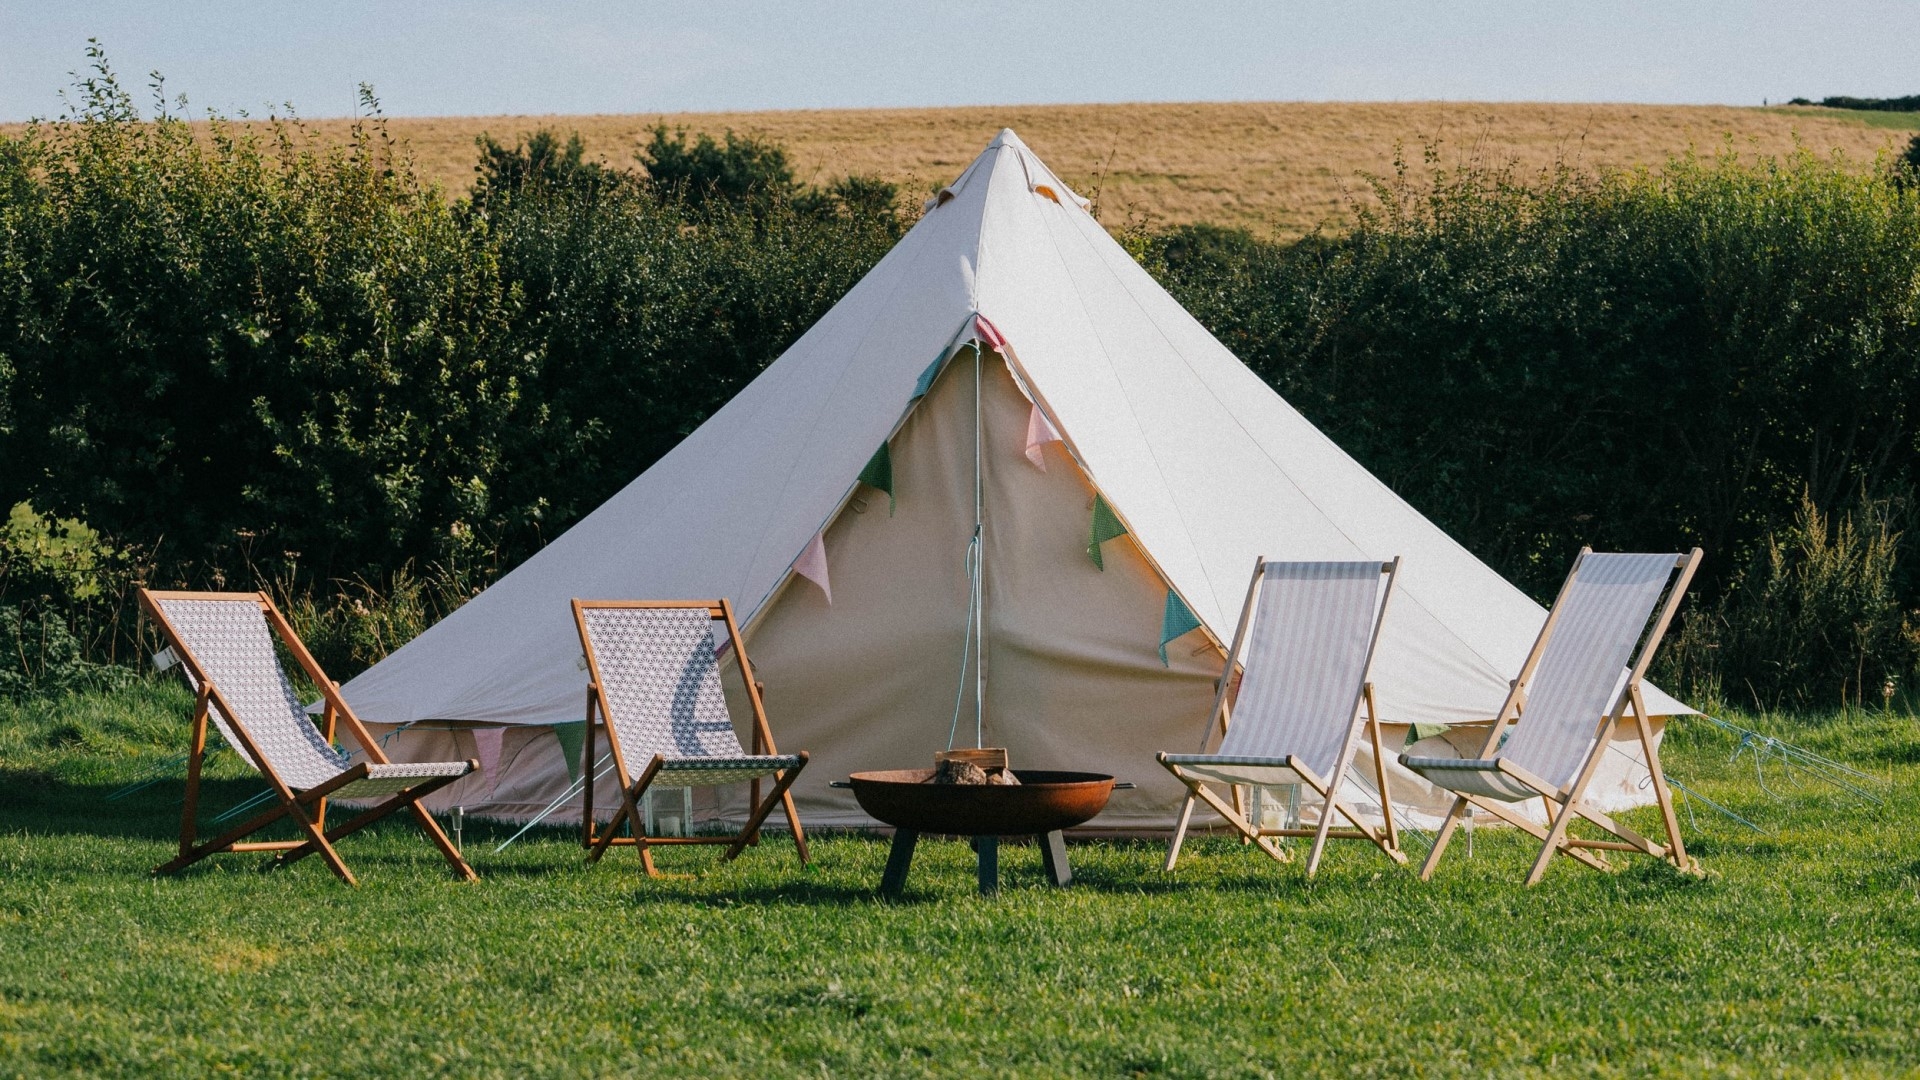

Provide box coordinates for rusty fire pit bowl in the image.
[847,769,1116,836]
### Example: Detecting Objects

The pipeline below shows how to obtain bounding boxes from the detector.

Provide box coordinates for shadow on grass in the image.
[0,773,262,842]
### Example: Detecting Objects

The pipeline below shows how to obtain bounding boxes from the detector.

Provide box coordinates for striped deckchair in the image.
[140,590,478,885]
[1158,559,1405,878]
[1401,549,1702,885]
[573,600,809,877]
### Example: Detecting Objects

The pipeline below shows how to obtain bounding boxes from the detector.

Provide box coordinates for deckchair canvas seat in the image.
[1394,757,1545,802]
[1158,559,1407,877]
[1155,755,1318,789]
[332,761,479,798]
[141,591,478,886]
[574,600,810,877]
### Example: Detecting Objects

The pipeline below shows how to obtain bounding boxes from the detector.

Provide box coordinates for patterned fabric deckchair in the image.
[1157,559,1405,878]
[140,590,478,885]
[1400,549,1702,885]
[573,599,809,877]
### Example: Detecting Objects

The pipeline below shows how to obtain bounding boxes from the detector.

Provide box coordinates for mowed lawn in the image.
[2,683,1916,1078]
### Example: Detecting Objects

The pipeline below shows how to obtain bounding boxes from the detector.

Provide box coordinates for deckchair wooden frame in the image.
[1412,548,1703,886]
[139,589,478,886]
[572,598,810,878]
[1158,557,1407,877]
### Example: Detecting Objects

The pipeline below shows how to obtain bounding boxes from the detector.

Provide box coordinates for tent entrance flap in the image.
[736,346,1224,828]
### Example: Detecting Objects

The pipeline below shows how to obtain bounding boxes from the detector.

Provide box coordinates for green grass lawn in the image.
[2,682,1917,1078]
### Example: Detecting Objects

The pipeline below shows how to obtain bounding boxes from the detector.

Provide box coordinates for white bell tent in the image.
[337,129,1690,830]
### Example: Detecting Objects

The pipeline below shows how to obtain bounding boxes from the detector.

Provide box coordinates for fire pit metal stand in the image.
[877,829,1072,897]
[836,771,1128,896]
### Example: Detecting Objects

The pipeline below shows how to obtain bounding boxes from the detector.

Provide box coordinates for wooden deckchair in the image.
[140,590,478,885]
[1400,549,1702,885]
[573,599,809,877]
[1157,559,1405,878]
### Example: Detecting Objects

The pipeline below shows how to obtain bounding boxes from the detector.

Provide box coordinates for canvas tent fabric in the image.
[337,129,1690,828]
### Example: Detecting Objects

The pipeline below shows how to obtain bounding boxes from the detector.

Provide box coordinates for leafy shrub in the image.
[470,128,631,211]
[0,503,147,698]
[1669,493,1917,711]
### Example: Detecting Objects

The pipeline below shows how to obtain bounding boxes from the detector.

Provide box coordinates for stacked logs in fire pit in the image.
[928,747,1020,786]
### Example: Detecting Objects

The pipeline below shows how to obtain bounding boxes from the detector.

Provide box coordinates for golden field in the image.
[13,102,1916,235]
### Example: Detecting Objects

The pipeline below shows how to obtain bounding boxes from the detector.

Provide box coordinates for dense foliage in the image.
[4,55,1919,709]
[1148,149,1920,708]
[0,56,902,682]
[1786,94,1920,112]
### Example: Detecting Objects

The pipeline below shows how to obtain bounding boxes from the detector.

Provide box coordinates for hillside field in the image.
[174,101,1920,235]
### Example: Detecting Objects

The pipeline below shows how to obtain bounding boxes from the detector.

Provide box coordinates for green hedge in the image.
[1149,149,1920,708]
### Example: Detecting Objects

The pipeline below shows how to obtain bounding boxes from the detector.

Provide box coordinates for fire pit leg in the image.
[880,829,918,897]
[975,835,999,895]
[1038,830,1072,887]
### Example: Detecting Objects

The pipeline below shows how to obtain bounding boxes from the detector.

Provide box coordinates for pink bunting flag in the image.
[794,530,832,604]
[471,726,505,794]
[1024,403,1060,471]
[973,313,1008,351]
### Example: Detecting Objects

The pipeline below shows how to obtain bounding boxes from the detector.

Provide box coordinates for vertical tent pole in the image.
[973,339,986,749]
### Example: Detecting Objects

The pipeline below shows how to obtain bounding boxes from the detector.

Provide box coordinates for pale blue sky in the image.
[1,1,1914,122]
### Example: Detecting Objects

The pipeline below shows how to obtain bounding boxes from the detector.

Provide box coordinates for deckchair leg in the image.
[1305,786,1340,879]
[1461,795,1611,873]
[176,689,212,859]
[592,754,664,870]
[781,786,810,867]
[154,800,295,876]
[1164,792,1199,871]
[1525,793,1586,886]
[1321,786,1408,870]
[286,800,357,886]
[723,754,808,862]
[1363,685,1401,855]
[1419,796,1471,881]
[1185,778,1292,864]
[274,774,473,881]
[1630,696,1693,873]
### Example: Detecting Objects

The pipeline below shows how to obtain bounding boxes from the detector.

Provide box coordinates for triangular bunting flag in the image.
[1159,590,1203,666]
[910,351,945,400]
[1404,723,1450,749]
[1087,494,1129,570]
[552,721,587,783]
[1024,404,1059,472]
[973,313,1008,351]
[794,530,832,604]
[857,442,895,513]
[472,726,505,794]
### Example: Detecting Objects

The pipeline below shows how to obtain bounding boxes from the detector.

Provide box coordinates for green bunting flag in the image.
[552,721,587,783]
[910,351,945,400]
[1404,723,1449,748]
[1087,494,1129,570]
[857,442,895,514]
[1159,590,1202,666]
